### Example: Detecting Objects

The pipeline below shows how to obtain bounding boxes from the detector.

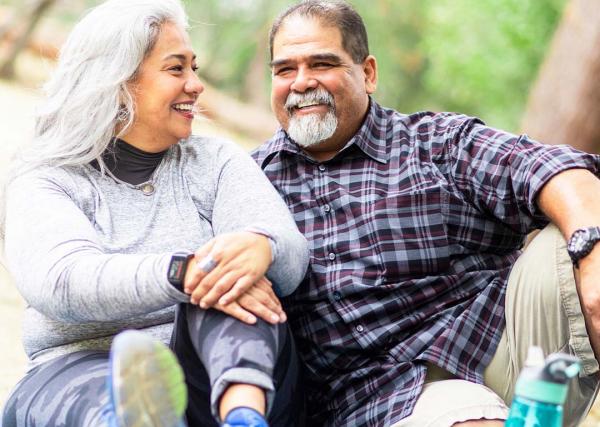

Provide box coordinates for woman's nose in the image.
[186,72,204,96]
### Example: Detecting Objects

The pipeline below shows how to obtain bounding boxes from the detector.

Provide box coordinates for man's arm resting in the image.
[538,168,600,360]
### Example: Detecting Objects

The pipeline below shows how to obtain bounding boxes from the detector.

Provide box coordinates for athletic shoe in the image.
[222,407,269,427]
[107,330,187,427]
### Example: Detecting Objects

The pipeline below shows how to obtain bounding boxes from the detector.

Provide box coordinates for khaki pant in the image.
[394,224,600,427]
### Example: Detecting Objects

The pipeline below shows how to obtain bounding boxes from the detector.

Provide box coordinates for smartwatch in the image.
[566,227,600,267]
[167,252,194,291]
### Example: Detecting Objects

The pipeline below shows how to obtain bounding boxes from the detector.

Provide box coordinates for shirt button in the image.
[318,164,326,172]
[328,252,336,261]
[323,204,331,213]
[356,325,364,333]
[333,291,342,301]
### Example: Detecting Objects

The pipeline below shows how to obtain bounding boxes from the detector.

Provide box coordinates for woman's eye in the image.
[169,65,183,72]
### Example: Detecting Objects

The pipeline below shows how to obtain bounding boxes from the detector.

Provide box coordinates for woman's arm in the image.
[184,141,309,309]
[4,172,188,323]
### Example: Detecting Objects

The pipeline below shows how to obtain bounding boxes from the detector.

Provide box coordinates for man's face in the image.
[270,16,377,157]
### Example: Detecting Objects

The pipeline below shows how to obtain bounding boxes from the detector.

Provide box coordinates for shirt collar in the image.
[343,98,389,164]
[260,97,390,167]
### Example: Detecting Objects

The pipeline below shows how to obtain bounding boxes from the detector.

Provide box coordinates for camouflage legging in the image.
[2,304,304,427]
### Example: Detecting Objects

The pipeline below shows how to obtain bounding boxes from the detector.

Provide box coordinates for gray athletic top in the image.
[4,136,309,366]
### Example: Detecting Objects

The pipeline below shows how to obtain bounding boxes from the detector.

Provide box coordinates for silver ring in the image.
[197,256,217,273]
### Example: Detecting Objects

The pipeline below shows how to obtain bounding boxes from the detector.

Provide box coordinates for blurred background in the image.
[1,0,599,423]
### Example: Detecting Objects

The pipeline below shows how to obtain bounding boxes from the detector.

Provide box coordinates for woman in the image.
[1,0,308,426]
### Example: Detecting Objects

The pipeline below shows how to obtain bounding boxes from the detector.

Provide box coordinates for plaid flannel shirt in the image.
[252,99,600,426]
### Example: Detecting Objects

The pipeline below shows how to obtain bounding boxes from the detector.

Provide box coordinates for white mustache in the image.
[284,89,334,113]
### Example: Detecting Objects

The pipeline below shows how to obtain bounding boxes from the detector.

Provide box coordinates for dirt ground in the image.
[1,78,599,424]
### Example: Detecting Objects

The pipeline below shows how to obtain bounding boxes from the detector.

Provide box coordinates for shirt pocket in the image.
[365,182,450,282]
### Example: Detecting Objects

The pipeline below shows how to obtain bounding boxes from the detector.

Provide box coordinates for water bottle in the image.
[505,346,580,427]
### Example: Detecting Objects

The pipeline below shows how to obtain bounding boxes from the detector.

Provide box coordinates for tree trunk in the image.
[520,0,600,153]
[0,0,57,79]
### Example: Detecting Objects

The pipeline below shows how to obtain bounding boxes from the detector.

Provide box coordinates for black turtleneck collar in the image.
[92,138,168,185]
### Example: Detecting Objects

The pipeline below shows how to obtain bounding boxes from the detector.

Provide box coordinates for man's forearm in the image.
[537,168,600,238]
[538,168,600,361]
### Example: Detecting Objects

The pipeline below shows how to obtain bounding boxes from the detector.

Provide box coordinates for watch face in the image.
[569,229,588,253]
[168,258,186,282]
[567,227,600,265]
[168,253,193,287]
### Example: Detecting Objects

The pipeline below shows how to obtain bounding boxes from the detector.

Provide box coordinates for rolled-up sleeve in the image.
[440,116,600,233]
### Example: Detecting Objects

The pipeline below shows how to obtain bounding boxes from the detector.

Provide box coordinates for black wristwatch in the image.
[167,252,194,291]
[566,227,600,267]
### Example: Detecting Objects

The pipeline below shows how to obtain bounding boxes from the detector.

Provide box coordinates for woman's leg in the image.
[170,304,304,427]
[2,351,112,427]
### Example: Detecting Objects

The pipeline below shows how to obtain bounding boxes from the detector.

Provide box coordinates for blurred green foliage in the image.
[4,0,567,131]
[182,0,566,131]
[421,0,566,130]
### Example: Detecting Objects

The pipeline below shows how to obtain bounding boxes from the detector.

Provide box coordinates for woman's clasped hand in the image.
[184,231,287,325]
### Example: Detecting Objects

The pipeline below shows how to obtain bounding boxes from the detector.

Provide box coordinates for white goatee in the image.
[284,89,337,148]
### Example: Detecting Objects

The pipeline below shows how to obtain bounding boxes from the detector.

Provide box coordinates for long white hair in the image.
[0,0,188,242]
[22,0,188,172]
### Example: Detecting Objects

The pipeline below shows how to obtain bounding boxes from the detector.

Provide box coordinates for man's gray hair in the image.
[21,0,188,172]
[269,0,369,64]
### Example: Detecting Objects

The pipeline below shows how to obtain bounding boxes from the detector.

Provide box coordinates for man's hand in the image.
[184,231,272,308]
[573,246,600,360]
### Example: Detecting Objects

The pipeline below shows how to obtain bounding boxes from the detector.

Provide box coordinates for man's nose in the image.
[290,68,318,93]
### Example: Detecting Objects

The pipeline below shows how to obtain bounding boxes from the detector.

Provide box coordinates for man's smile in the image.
[292,102,330,116]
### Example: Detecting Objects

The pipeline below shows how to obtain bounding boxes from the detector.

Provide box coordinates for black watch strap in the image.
[567,226,600,267]
[167,252,194,291]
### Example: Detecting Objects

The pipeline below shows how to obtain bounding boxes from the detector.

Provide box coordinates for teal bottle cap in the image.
[514,347,580,405]
[515,378,568,405]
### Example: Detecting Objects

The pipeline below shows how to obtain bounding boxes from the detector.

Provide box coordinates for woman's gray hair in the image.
[20,0,188,172]
[0,0,188,243]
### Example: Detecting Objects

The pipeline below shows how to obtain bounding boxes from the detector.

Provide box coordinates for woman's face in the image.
[121,22,203,152]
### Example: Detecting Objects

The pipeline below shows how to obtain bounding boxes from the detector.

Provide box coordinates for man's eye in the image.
[274,67,293,76]
[314,62,333,69]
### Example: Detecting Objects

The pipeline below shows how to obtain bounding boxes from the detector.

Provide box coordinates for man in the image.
[251,1,600,426]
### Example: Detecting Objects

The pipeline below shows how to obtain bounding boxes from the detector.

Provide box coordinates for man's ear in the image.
[363,55,377,94]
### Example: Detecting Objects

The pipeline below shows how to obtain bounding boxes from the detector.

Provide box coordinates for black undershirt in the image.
[92,138,167,185]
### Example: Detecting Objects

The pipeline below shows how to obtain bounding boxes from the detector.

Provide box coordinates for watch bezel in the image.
[167,252,194,290]
[567,227,600,267]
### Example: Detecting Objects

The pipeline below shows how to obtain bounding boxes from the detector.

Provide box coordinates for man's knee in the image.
[504,223,573,354]
[510,224,599,372]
